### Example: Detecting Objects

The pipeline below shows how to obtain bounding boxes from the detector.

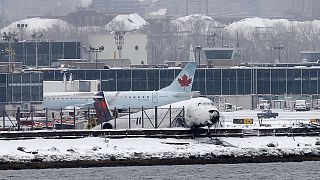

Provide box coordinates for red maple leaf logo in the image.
[178,75,192,87]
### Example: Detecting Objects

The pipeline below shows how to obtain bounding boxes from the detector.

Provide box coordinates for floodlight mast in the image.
[31,33,43,69]
[2,32,18,72]
[114,31,125,59]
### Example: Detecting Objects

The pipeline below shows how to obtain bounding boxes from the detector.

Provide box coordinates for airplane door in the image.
[152,92,158,103]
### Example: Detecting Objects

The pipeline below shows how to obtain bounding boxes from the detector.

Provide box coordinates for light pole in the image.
[114,31,125,59]
[2,32,18,72]
[16,23,27,41]
[31,33,43,68]
[195,46,202,67]
[83,46,104,69]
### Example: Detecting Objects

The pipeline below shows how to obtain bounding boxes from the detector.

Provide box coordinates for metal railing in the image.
[0,106,186,131]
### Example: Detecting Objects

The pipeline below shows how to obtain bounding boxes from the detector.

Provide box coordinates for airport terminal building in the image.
[0,71,43,110]
[40,65,320,96]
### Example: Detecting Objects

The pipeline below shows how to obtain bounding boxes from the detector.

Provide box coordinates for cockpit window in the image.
[198,102,213,106]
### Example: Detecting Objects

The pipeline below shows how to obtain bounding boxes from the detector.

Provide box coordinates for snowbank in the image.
[226,17,320,39]
[0,136,319,169]
[1,17,74,33]
[174,14,224,33]
[105,13,148,32]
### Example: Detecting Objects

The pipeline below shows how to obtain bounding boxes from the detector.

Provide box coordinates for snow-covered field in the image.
[0,136,319,163]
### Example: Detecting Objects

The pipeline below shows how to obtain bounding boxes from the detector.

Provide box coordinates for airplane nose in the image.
[209,110,219,124]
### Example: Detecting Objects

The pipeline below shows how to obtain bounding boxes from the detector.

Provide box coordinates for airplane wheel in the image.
[103,123,113,129]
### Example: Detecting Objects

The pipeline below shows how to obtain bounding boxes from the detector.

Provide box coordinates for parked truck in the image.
[294,100,311,111]
[257,109,278,119]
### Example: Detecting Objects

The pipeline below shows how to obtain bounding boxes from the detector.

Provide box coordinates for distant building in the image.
[0,41,82,67]
[301,51,320,63]
[203,47,243,67]
[0,71,43,110]
[63,9,115,27]
[88,33,148,65]
[0,0,83,20]
[36,65,320,96]
[92,0,147,15]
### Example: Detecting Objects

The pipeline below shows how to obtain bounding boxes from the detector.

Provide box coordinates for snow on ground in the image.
[105,13,148,32]
[174,14,224,33]
[225,17,320,39]
[0,136,319,163]
[0,17,74,38]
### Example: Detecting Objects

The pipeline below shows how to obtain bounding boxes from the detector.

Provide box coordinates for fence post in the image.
[182,106,185,122]
[16,107,20,131]
[31,106,34,131]
[114,107,117,129]
[155,106,157,129]
[87,107,90,120]
[100,107,103,129]
[128,107,131,129]
[45,108,48,129]
[60,108,63,130]
[73,107,76,130]
[169,105,172,128]
[141,106,144,128]
[2,110,5,130]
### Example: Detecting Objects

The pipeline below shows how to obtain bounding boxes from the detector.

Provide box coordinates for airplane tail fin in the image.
[93,91,113,125]
[159,61,196,92]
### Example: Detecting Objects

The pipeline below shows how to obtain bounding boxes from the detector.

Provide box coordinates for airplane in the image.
[93,91,220,130]
[99,61,197,111]
[43,61,197,111]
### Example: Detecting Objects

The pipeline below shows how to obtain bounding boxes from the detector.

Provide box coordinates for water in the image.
[1,161,320,180]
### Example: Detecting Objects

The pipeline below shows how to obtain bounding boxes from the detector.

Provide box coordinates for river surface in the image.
[1,161,320,180]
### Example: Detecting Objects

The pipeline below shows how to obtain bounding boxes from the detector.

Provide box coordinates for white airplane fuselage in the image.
[97,97,220,129]
[43,92,95,110]
[103,90,192,110]
[43,90,192,110]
